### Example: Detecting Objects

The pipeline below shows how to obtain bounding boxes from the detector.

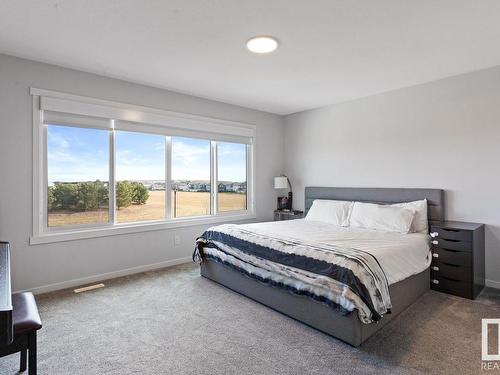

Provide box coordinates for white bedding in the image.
[237,219,431,285]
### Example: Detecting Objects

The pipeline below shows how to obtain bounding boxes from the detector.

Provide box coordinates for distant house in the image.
[224,182,246,192]
[231,183,242,192]
[150,182,166,191]
[171,181,240,192]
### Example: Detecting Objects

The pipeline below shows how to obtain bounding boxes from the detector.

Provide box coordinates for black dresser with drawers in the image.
[430,221,485,299]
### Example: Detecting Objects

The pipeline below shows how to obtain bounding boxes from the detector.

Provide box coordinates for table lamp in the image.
[274,175,292,211]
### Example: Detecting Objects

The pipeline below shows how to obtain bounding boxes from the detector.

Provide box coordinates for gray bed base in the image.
[201,260,429,346]
[199,187,444,346]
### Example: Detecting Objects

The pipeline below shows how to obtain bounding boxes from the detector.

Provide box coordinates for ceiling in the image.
[1,1,500,115]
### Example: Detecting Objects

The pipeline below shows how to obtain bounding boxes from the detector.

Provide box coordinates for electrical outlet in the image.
[174,234,181,246]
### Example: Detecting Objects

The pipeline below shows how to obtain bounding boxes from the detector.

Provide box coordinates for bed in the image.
[196,187,444,346]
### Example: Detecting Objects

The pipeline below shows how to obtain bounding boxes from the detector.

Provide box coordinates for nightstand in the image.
[274,210,304,221]
[430,221,485,299]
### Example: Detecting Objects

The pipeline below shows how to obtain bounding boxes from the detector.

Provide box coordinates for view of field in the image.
[46,128,248,227]
[48,191,246,226]
[218,192,247,212]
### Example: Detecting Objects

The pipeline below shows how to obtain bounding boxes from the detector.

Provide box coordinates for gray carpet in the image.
[0,263,499,375]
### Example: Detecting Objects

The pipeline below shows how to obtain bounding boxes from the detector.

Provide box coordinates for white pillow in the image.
[392,199,428,233]
[349,202,415,234]
[305,200,353,227]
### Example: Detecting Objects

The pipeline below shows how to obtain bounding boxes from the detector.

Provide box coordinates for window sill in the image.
[30,212,256,245]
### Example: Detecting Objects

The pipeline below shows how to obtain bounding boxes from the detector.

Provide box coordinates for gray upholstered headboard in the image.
[304,187,444,225]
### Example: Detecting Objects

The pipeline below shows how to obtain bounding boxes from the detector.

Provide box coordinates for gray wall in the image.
[0,54,284,292]
[285,66,500,287]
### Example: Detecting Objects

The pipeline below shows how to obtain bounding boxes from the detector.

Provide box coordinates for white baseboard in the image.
[16,256,192,295]
[486,279,500,290]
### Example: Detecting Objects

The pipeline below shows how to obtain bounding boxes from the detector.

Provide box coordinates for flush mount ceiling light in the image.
[246,36,279,54]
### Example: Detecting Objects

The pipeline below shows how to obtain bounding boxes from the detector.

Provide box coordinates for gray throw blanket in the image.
[194,224,391,324]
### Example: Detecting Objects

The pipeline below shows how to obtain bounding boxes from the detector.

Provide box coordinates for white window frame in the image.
[31,88,256,245]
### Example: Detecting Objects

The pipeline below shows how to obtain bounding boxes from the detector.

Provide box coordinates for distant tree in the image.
[96,181,109,208]
[48,186,56,210]
[52,183,78,209]
[116,181,133,209]
[131,182,149,205]
[50,180,143,212]
[74,181,108,210]
[49,181,108,211]
[76,182,97,210]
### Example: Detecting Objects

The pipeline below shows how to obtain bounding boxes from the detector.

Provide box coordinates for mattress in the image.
[236,219,431,285]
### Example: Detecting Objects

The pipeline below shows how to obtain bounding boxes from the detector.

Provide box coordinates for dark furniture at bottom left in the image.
[0,242,42,375]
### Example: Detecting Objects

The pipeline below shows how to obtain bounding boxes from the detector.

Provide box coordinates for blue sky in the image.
[47,125,246,183]
[47,125,109,183]
[217,141,247,182]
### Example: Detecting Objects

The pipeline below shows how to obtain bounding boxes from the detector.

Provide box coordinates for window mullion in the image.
[41,123,49,233]
[165,136,172,219]
[211,141,217,215]
[109,121,116,224]
[246,143,252,212]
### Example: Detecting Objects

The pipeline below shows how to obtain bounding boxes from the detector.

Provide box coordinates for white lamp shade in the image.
[274,176,288,189]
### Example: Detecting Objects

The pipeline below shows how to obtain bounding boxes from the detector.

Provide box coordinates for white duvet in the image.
[237,219,431,285]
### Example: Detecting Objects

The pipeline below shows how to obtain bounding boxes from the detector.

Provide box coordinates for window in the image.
[217,142,247,212]
[115,131,166,223]
[32,88,255,244]
[47,125,109,227]
[171,137,211,218]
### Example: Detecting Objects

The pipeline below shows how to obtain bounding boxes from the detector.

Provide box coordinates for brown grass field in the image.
[48,191,246,227]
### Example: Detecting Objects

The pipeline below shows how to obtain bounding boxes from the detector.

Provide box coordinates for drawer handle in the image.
[442,248,460,253]
[442,228,460,232]
[432,266,439,271]
[442,238,460,243]
[432,253,439,258]
[430,232,439,238]
[442,262,460,268]
[432,240,439,245]
[432,279,439,284]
